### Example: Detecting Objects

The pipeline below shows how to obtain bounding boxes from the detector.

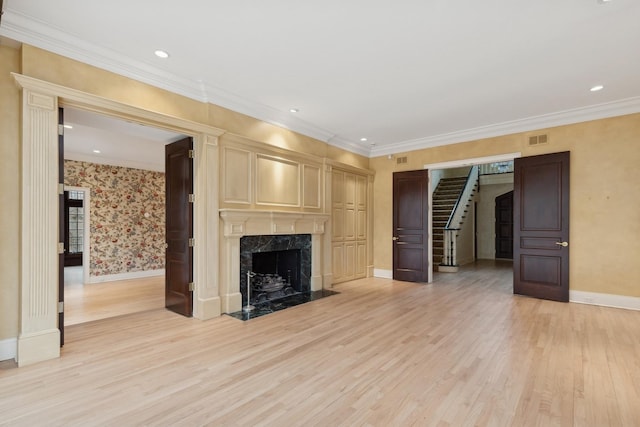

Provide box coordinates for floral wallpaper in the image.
[64,160,165,277]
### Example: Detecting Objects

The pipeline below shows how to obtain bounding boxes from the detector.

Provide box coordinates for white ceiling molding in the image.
[0,10,208,102]
[3,6,639,160]
[0,10,348,152]
[372,96,640,158]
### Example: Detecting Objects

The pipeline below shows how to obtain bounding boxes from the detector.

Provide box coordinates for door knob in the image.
[392,236,398,241]
[555,241,568,247]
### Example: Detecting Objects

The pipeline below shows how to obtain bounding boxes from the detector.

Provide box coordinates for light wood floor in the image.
[2,261,639,426]
[64,267,165,325]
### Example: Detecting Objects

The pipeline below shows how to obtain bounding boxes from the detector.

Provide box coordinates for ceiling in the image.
[2,0,640,158]
[63,108,184,172]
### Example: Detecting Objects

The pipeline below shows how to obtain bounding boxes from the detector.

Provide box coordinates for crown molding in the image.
[0,9,348,150]
[370,96,640,157]
[3,9,639,160]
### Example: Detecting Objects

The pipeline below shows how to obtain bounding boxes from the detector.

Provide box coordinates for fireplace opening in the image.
[240,234,311,306]
[251,249,301,303]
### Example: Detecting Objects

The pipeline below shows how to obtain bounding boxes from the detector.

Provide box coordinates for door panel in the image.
[165,137,193,317]
[514,152,570,302]
[58,108,65,346]
[393,170,429,282]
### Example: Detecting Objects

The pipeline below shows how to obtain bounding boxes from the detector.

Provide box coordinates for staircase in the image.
[432,177,468,265]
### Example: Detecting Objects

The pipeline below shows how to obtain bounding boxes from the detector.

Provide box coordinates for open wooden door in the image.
[58,107,65,346]
[165,137,194,316]
[513,152,570,302]
[392,170,429,282]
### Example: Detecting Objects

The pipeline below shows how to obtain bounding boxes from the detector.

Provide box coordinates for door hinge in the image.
[58,183,65,195]
[188,194,195,203]
[188,149,194,159]
[58,124,64,136]
[58,242,65,254]
[188,282,195,292]
[188,238,195,247]
[58,301,64,313]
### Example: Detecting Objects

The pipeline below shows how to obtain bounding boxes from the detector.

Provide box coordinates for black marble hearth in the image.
[226,289,339,321]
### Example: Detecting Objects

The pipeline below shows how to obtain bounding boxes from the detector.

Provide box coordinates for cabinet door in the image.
[332,242,344,283]
[344,242,356,281]
[356,241,367,278]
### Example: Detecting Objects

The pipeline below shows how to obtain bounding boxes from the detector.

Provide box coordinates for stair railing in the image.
[441,166,479,267]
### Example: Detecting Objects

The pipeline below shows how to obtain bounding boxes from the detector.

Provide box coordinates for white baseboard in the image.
[87,269,165,284]
[373,269,392,279]
[570,290,640,311]
[0,337,17,362]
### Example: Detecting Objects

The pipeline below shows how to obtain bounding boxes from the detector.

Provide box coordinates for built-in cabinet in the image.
[331,169,368,283]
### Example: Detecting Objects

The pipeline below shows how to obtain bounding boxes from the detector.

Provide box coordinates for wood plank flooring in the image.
[1,260,639,426]
[64,267,165,325]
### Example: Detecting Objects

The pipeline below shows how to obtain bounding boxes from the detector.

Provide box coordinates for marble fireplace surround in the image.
[219,209,330,314]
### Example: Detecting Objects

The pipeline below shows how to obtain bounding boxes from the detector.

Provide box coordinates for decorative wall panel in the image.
[256,154,300,206]
[303,165,321,208]
[222,147,251,204]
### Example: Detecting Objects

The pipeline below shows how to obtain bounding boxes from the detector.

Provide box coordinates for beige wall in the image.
[371,113,640,297]
[0,45,21,341]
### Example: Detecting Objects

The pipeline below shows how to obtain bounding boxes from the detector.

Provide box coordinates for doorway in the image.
[62,107,184,326]
[15,72,223,366]
[422,153,520,282]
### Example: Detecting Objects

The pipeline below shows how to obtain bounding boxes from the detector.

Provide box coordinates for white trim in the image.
[371,97,640,157]
[570,291,640,311]
[424,153,522,170]
[87,269,164,284]
[374,269,393,279]
[0,10,348,154]
[5,10,639,159]
[0,338,17,362]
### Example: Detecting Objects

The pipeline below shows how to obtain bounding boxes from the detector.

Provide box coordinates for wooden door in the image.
[513,152,570,302]
[58,108,65,346]
[393,170,429,282]
[495,191,513,259]
[165,137,194,316]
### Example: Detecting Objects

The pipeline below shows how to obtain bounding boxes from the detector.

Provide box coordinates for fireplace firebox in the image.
[240,234,311,306]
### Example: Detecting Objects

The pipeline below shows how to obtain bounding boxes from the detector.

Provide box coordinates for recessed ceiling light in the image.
[598,0,613,3]
[360,137,368,142]
[590,85,604,92]
[92,149,101,154]
[154,50,169,59]
[63,124,73,129]
[289,108,299,113]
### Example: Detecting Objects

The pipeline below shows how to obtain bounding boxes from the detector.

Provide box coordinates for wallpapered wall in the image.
[64,160,165,277]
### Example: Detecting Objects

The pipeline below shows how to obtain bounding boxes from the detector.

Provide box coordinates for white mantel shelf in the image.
[219,209,330,237]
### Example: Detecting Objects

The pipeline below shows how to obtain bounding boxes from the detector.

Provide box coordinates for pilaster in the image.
[17,86,60,366]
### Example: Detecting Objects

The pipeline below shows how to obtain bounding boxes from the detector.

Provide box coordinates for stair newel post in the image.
[451,230,457,266]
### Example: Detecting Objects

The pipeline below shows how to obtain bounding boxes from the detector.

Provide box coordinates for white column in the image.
[17,88,60,366]
[193,133,222,319]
